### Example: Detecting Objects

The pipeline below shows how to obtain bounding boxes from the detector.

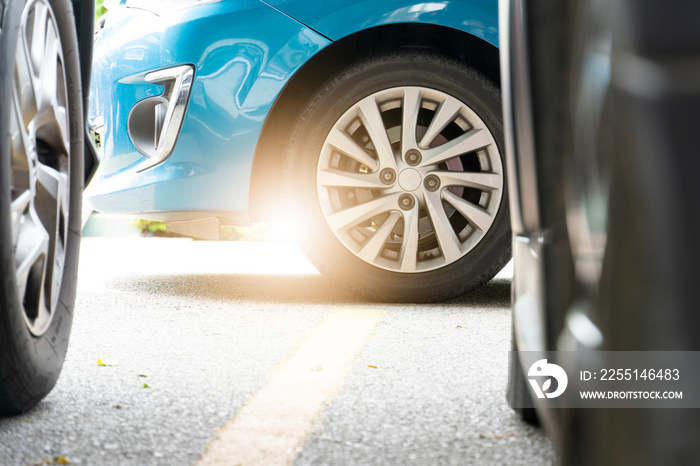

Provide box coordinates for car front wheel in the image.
[285,52,511,302]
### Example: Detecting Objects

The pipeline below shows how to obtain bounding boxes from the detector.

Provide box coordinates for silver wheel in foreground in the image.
[10,0,71,336]
[317,87,503,273]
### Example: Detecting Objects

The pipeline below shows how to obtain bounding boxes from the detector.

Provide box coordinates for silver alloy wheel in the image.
[10,0,71,336]
[317,87,503,273]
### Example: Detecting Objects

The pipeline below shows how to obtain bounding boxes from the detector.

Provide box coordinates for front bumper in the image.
[87,0,329,216]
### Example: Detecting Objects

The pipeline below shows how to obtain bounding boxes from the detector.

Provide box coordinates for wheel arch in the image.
[248,23,500,221]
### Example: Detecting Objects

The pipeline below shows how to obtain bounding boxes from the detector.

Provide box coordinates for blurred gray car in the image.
[502,0,700,464]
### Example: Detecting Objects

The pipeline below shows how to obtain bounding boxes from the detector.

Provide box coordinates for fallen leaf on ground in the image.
[367,365,378,369]
[137,374,148,377]
[113,404,123,409]
[143,383,151,388]
[96,358,117,367]
[32,457,73,465]
[494,433,518,439]
[456,325,463,328]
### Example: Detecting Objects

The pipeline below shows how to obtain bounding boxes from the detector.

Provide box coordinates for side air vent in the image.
[127,64,194,172]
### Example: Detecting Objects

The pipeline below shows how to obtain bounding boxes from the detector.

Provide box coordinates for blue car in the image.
[88,0,509,302]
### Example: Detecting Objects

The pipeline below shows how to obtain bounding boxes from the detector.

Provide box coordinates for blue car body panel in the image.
[89,0,329,214]
[263,0,498,46]
[88,0,498,219]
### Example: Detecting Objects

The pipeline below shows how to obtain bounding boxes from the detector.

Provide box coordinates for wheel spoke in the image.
[401,88,421,153]
[317,169,385,190]
[358,97,397,171]
[419,96,462,148]
[35,162,67,309]
[326,127,379,172]
[11,85,33,192]
[423,189,462,263]
[420,128,493,167]
[36,161,68,259]
[399,207,420,272]
[36,162,67,201]
[326,193,400,231]
[29,2,49,74]
[442,189,495,231]
[11,191,33,248]
[433,170,502,191]
[358,211,401,262]
[37,22,59,112]
[15,210,52,330]
[33,104,70,155]
[15,210,50,306]
[15,35,38,125]
[54,104,69,153]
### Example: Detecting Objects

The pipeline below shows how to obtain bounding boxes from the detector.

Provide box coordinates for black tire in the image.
[0,0,83,415]
[285,52,511,302]
[507,331,539,425]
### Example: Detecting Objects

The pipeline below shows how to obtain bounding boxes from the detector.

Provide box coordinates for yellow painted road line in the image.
[197,308,386,466]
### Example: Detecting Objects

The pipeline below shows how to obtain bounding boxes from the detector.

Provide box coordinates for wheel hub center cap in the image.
[398,169,421,192]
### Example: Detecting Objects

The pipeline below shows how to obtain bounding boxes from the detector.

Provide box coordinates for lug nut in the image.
[405,150,422,166]
[399,193,416,210]
[424,174,440,192]
[359,164,369,174]
[380,168,396,185]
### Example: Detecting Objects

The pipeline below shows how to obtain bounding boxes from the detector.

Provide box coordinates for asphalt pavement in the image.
[0,237,556,465]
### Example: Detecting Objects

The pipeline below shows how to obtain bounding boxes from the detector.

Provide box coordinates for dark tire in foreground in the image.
[0,0,83,415]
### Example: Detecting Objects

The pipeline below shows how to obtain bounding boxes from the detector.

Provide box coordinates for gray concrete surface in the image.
[0,237,556,465]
